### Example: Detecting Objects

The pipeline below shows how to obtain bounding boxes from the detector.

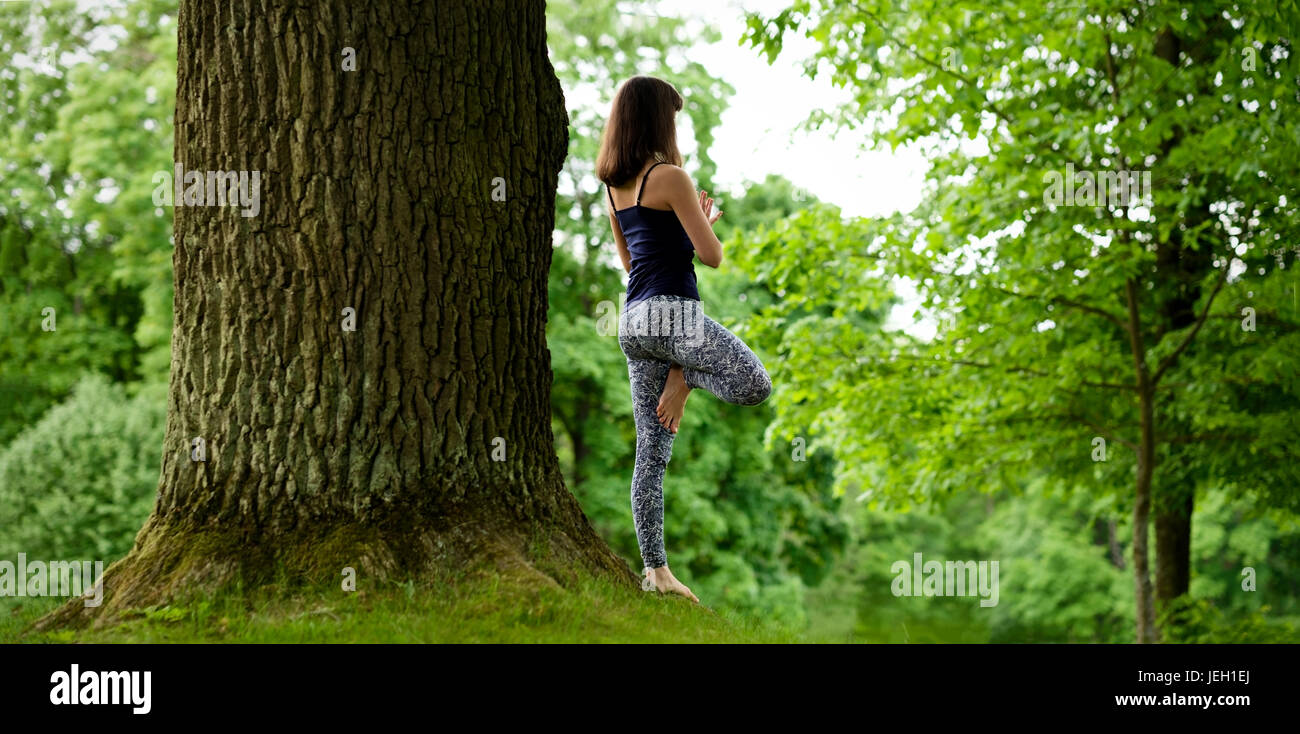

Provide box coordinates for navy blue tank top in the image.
[608,162,700,305]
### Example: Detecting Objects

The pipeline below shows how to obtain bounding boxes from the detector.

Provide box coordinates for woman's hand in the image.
[699,190,722,226]
[662,166,723,267]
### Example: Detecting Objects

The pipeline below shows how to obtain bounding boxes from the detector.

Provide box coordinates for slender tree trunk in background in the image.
[1148,175,1215,628]
[1155,492,1194,609]
[1108,518,1125,570]
[1151,232,1205,617]
[1132,395,1158,643]
[1125,278,1158,643]
[40,0,635,627]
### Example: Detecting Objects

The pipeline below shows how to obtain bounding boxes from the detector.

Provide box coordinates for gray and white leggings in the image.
[617,294,772,570]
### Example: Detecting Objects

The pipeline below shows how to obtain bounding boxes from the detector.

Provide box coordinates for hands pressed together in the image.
[699,189,722,226]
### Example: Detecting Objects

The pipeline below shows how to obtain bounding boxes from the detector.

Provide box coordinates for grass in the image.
[0,571,805,643]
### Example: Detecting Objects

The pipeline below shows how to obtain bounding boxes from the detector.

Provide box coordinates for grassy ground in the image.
[0,571,804,643]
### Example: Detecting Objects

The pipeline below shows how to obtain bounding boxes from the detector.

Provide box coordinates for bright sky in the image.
[655,0,928,217]
[651,0,935,338]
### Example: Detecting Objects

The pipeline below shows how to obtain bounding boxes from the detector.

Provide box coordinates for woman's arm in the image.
[661,166,724,268]
[608,206,632,274]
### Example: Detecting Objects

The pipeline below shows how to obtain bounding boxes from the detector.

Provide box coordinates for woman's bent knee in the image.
[738,370,772,406]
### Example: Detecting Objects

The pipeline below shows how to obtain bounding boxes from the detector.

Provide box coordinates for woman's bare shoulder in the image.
[646,163,694,201]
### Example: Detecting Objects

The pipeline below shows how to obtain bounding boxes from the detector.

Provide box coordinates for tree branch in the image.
[1164,433,1252,444]
[1071,412,1138,453]
[991,285,1129,332]
[883,354,1134,391]
[1151,268,1229,385]
[942,358,1134,390]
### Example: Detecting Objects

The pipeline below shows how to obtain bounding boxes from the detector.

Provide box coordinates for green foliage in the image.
[738,0,1300,638]
[804,481,1132,642]
[738,0,1300,507]
[1158,597,1299,644]
[0,375,166,561]
[837,495,997,643]
[977,483,1133,643]
[0,0,178,442]
[1186,489,1300,617]
[807,476,1300,643]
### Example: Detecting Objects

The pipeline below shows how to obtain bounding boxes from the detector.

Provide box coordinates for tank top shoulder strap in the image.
[606,183,616,210]
[636,161,669,205]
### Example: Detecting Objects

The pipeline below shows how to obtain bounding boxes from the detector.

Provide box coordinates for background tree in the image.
[741,0,1300,641]
[0,0,176,443]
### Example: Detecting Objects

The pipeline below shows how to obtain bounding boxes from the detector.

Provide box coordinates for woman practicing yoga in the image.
[597,75,772,603]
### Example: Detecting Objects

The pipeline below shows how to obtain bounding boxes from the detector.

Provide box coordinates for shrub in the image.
[1158,596,1300,643]
[0,375,166,562]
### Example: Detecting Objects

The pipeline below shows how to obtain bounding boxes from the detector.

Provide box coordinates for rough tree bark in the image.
[41,0,636,628]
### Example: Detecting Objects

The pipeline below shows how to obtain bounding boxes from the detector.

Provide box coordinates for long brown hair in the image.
[596,76,683,188]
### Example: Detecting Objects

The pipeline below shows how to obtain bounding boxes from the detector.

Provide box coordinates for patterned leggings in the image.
[617,294,772,570]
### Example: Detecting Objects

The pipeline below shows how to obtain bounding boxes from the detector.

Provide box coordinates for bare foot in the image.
[644,565,699,603]
[656,365,691,433]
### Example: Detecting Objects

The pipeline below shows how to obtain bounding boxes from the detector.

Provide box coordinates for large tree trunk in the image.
[41,0,635,627]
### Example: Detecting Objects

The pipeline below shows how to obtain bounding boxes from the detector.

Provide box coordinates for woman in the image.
[597,76,772,603]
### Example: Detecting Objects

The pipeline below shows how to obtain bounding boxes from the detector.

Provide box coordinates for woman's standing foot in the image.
[645,565,699,603]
